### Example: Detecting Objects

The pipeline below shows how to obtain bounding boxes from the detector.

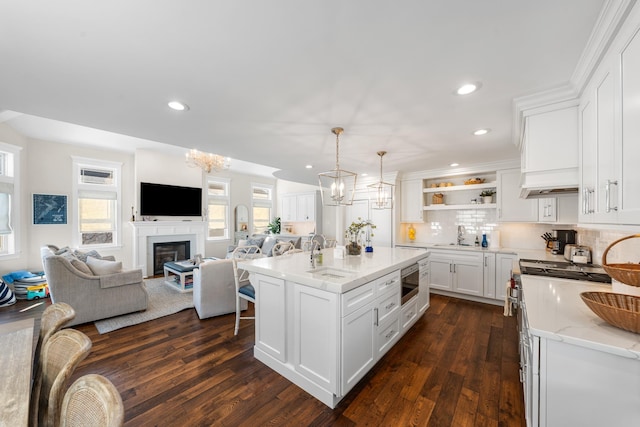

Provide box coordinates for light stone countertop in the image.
[238,246,428,294]
[521,274,640,359]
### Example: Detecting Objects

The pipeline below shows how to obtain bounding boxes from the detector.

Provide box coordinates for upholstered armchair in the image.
[40,246,148,326]
[193,259,246,320]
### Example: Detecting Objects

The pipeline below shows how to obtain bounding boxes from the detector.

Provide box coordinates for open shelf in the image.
[423,182,497,193]
[423,203,497,211]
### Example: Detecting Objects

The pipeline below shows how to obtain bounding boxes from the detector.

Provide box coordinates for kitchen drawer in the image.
[376,314,400,358]
[374,270,401,296]
[401,298,418,331]
[341,281,375,317]
[374,287,400,325]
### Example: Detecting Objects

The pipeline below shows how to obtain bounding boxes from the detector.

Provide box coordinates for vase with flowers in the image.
[345,217,376,255]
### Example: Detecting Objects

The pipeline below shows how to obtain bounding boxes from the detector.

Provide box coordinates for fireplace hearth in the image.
[153,241,190,275]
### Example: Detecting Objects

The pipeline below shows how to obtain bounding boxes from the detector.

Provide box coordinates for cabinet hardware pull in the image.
[385,330,395,339]
[374,308,379,326]
[605,180,618,213]
[588,188,595,214]
[386,302,395,310]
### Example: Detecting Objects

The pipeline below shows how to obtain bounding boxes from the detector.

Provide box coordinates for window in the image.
[0,143,20,257]
[252,183,273,234]
[72,157,121,248]
[206,178,230,240]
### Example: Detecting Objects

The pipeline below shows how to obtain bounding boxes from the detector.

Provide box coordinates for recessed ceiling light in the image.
[456,83,480,95]
[362,173,368,177]
[305,165,313,169]
[450,163,459,167]
[168,101,189,111]
[473,128,490,136]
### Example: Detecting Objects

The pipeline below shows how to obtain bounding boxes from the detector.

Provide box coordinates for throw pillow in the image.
[246,237,265,248]
[73,249,101,262]
[70,258,93,275]
[238,239,248,247]
[55,246,73,256]
[261,236,278,256]
[86,256,123,275]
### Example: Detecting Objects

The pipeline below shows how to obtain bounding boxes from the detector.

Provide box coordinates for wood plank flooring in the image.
[1,294,524,426]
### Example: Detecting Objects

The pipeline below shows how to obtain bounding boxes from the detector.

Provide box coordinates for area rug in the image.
[94,277,194,334]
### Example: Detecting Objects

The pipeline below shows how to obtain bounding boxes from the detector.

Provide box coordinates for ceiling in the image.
[0,0,606,185]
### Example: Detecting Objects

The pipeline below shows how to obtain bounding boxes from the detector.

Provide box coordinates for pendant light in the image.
[368,151,394,209]
[318,127,357,207]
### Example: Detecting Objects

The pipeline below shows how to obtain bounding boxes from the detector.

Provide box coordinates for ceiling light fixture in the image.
[450,163,459,167]
[368,151,394,210]
[318,127,357,207]
[305,165,313,169]
[456,83,478,95]
[473,128,490,136]
[185,149,230,173]
[168,101,189,111]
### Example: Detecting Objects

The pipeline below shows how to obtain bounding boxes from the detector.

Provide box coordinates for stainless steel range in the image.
[519,259,611,283]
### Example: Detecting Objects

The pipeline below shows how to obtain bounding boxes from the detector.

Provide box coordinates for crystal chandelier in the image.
[318,127,357,206]
[185,149,230,173]
[368,151,394,209]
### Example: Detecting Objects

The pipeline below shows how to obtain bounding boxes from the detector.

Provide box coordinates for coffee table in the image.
[163,261,197,292]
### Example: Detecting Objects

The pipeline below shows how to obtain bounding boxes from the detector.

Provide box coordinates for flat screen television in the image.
[140,182,202,217]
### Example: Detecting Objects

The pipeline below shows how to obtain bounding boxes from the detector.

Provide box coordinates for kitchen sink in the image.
[306,267,357,279]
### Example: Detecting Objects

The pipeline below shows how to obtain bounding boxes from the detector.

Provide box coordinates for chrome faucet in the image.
[310,241,319,268]
[457,225,465,245]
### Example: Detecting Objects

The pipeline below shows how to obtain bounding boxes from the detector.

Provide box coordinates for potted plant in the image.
[345,217,376,255]
[480,189,496,204]
[267,217,281,234]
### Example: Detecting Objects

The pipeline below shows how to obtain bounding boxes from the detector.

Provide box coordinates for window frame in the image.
[251,183,273,235]
[0,142,21,259]
[206,177,230,241]
[71,156,122,249]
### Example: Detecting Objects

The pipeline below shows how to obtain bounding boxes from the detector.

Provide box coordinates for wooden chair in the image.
[60,374,124,427]
[271,241,296,256]
[33,303,76,378]
[31,329,92,427]
[230,245,262,335]
[303,234,326,251]
[324,238,337,248]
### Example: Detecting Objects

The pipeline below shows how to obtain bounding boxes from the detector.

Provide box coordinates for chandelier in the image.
[185,149,230,173]
[318,127,357,206]
[368,151,394,210]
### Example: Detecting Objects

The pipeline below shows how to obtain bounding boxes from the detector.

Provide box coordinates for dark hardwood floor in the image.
[1,294,524,426]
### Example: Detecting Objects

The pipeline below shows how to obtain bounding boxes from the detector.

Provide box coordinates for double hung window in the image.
[72,157,121,247]
[0,144,19,257]
[206,178,230,240]
[252,184,273,234]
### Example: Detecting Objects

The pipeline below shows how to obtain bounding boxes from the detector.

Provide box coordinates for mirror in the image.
[235,205,249,232]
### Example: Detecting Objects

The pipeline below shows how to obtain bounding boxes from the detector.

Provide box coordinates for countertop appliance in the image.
[563,244,592,263]
[401,263,419,305]
[519,259,611,283]
[552,229,576,255]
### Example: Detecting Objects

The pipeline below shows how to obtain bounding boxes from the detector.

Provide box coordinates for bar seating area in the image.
[0,302,125,427]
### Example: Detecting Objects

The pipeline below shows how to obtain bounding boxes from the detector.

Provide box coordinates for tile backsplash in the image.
[577,228,640,265]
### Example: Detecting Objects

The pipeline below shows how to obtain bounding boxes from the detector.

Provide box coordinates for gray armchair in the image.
[40,246,148,326]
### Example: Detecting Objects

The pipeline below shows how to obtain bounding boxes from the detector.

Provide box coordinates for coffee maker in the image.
[552,229,577,254]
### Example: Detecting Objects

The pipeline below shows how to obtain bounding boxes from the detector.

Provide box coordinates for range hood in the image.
[519,166,579,199]
[520,186,579,199]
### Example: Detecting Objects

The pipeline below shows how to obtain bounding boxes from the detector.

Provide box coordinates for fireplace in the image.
[153,241,190,275]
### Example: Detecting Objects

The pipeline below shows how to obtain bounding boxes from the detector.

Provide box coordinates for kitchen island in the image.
[520,275,640,426]
[238,247,428,408]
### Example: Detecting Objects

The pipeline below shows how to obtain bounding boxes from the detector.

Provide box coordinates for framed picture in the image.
[33,194,67,225]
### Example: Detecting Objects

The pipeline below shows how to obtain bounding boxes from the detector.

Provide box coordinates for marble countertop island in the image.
[238,246,428,293]
[521,274,640,359]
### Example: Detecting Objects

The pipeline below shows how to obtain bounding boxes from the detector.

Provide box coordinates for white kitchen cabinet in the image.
[495,253,516,301]
[538,198,557,222]
[341,303,375,394]
[293,283,338,393]
[254,274,286,362]
[281,191,321,223]
[418,258,429,314]
[428,250,483,297]
[497,169,538,222]
[538,195,578,224]
[400,179,423,222]
[482,252,496,299]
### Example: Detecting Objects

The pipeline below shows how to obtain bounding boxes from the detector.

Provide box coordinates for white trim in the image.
[206,176,231,241]
[0,142,21,257]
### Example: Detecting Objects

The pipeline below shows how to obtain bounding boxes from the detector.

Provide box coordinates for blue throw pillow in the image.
[261,236,278,256]
[246,237,265,248]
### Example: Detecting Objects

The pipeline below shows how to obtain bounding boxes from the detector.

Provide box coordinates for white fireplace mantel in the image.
[130,221,206,277]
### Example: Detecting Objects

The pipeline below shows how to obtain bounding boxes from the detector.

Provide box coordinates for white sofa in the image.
[192,259,247,319]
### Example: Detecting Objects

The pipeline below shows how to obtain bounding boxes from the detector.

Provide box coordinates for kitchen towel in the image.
[490,230,500,249]
[503,281,513,316]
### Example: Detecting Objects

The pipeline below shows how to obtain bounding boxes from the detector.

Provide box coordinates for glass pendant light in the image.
[368,151,394,209]
[318,127,357,207]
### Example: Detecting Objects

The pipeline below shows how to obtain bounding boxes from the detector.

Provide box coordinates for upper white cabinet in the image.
[400,179,423,222]
[281,191,321,223]
[497,169,538,222]
[538,195,579,224]
[579,3,640,225]
[520,102,580,195]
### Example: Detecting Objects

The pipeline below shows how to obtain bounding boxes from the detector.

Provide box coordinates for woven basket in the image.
[580,291,640,333]
[602,234,640,287]
[432,193,444,204]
